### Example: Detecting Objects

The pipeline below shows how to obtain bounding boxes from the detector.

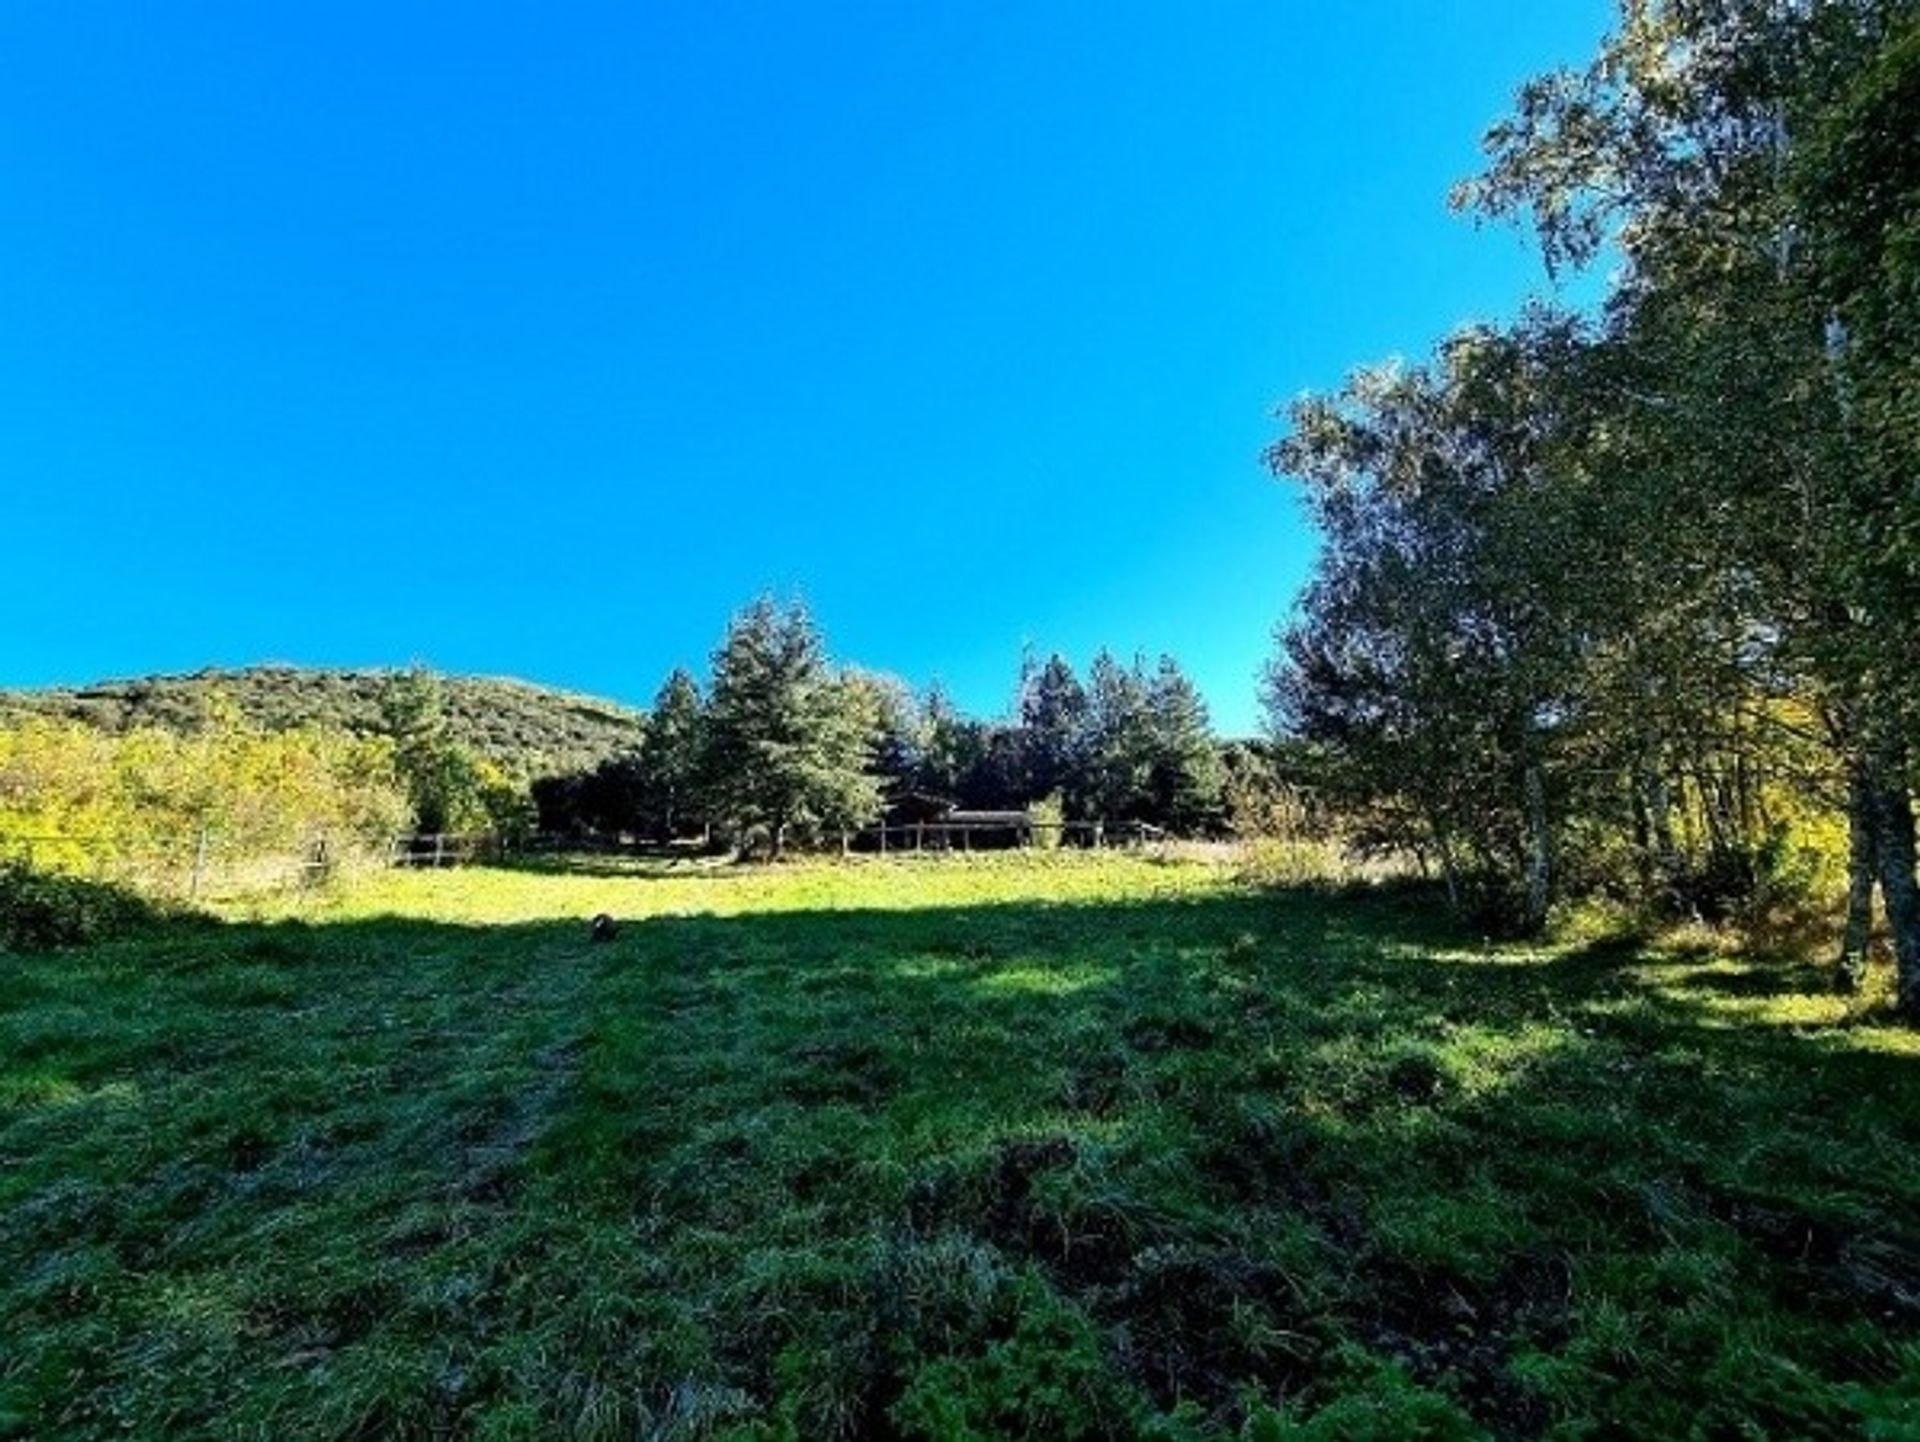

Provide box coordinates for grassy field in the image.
[3,855,1918,1440]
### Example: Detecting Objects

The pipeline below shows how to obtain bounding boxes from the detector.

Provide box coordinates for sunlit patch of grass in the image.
[0,1074,140,1112]
[975,964,1113,997]
[3,855,1917,1439]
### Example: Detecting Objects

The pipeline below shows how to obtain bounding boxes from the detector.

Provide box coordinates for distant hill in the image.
[0,666,645,778]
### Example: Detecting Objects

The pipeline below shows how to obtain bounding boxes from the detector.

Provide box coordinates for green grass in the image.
[3,855,1918,1440]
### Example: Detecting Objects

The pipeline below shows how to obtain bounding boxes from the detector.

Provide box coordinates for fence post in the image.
[433,833,446,869]
[306,832,331,889]
[189,826,210,901]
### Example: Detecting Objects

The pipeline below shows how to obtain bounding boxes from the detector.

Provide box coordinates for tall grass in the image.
[4,856,1916,1438]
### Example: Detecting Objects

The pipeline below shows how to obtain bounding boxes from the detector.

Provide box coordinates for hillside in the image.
[0,665,644,778]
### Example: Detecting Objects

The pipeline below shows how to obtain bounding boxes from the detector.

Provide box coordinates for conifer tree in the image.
[702,598,881,857]
[638,668,706,840]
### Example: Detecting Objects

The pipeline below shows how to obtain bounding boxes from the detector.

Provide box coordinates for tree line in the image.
[0,628,1248,868]
[1265,1,1920,1012]
[0,699,410,864]
[532,596,1233,856]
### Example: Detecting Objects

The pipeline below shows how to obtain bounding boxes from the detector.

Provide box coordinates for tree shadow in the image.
[3,885,1917,1440]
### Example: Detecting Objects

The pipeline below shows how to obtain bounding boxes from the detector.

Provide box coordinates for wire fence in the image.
[3,814,1198,890]
[1,816,1200,905]
[0,829,363,902]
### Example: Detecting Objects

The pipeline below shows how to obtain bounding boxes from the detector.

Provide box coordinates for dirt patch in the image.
[1100,1244,1320,1416]
[1385,1053,1447,1105]
[1121,1013,1217,1053]
[224,1127,273,1173]
[782,1038,897,1105]
[1358,1248,1572,1438]
[1191,1108,1341,1224]
[906,1137,1141,1290]
[1705,1189,1920,1329]
[1061,1054,1129,1117]
[449,1035,584,1208]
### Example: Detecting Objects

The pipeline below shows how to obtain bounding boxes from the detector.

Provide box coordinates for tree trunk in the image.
[1522,761,1552,934]
[1866,763,1920,1019]
[1427,810,1461,911]
[1836,755,1877,991]
[1635,758,1678,907]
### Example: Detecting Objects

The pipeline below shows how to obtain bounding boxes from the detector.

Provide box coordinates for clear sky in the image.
[0,3,1611,734]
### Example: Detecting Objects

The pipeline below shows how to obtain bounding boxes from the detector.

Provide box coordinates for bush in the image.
[0,861,162,951]
[1240,836,1359,887]
[0,709,410,860]
[1031,792,1065,851]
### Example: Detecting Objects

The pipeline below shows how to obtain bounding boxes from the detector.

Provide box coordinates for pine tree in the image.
[702,598,882,857]
[378,665,484,833]
[638,668,706,840]
[1018,653,1088,804]
[1079,651,1155,822]
[1144,655,1223,833]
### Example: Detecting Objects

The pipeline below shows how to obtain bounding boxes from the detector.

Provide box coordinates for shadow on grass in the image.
[3,885,1918,1441]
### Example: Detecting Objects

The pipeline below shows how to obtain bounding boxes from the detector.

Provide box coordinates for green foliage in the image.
[6,631,1236,854]
[1030,791,1066,851]
[1145,656,1225,832]
[379,668,531,836]
[1246,1355,1486,1440]
[1019,652,1091,802]
[1071,652,1223,828]
[1269,2,1920,980]
[702,596,884,855]
[1078,651,1156,821]
[637,667,706,838]
[0,664,645,779]
[0,861,162,951]
[0,708,409,863]
[890,1282,1134,1440]
[915,683,1027,811]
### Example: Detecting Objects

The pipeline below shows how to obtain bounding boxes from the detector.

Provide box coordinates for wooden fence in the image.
[3,817,1181,901]
[851,819,1166,854]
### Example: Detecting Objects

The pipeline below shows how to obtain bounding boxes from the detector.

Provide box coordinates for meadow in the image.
[3,854,1918,1440]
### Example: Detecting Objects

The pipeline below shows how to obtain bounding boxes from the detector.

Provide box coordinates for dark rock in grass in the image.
[589,913,620,943]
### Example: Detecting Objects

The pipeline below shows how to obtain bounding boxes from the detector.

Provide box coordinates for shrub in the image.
[1031,792,1065,851]
[0,861,162,951]
[0,708,410,867]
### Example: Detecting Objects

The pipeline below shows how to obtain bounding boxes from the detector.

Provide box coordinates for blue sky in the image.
[0,3,1610,734]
